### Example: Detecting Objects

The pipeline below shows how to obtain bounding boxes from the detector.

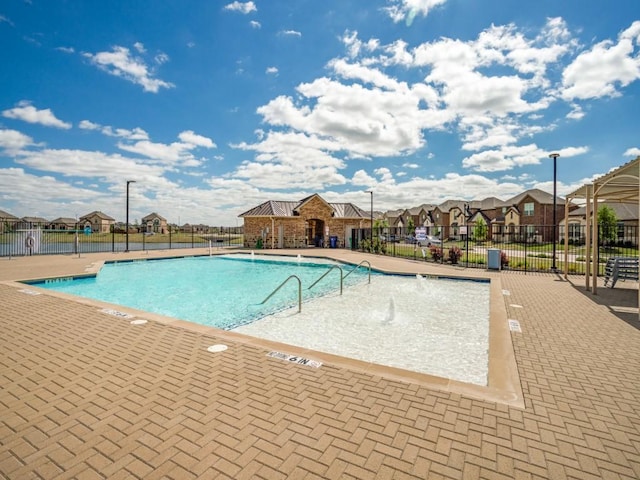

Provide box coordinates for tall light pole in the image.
[549,153,559,272]
[365,190,373,241]
[126,180,136,252]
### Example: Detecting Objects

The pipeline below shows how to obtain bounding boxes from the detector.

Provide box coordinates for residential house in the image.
[467,210,493,241]
[49,217,78,231]
[0,209,19,233]
[239,193,370,249]
[142,213,168,234]
[560,202,639,246]
[401,204,436,231]
[16,216,50,229]
[79,211,115,233]
[491,188,573,243]
[182,224,209,234]
[382,208,404,229]
[430,200,465,239]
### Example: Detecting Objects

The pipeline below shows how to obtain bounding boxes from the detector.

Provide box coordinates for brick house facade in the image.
[239,194,371,249]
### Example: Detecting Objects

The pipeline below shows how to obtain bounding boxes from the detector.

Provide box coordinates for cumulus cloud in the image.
[0,129,35,153]
[79,120,149,141]
[561,21,640,100]
[266,66,279,75]
[223,1,257,14]
[462,144,588,172]
[2,102,72,129]
[83,45,174,93]
[12,148,168,182]
[250,20,261,29]
[383,0,448,23]
[178,130,216,148]
[623,147,640,157]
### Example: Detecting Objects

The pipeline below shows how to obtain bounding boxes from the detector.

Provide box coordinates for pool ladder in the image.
[260,275,302,312]
[260,261,371,313]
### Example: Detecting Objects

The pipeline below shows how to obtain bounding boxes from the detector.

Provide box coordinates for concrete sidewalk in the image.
[1,249,639,479]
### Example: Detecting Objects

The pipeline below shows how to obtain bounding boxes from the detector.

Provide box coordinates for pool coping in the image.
[6,251,523,409]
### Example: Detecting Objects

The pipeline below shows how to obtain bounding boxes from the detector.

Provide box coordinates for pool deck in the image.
[1,248,639,479]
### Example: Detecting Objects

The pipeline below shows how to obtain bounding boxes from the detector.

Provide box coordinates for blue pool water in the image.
[36,254,372,329]
[34,253,491,385]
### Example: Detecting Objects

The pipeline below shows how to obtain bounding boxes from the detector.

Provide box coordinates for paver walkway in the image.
[1,249,639,479]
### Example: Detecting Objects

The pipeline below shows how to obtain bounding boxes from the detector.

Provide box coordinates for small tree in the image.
[473,217,488,242]
[406,217,415,236]
[597,205,618,246]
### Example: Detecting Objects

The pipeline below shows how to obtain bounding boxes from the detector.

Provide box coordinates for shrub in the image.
[500,251,509,267]
[429,245,443,262]
[448,246,462,264]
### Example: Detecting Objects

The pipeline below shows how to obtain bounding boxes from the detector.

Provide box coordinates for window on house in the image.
[524,202,534,216]
[569,223,581,240]
[526,225,536,238]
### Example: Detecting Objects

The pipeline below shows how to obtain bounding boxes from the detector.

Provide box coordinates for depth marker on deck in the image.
[267,351,322,368]
[19,289,41,295]
[508,319,522,332]
[100,308,134,319]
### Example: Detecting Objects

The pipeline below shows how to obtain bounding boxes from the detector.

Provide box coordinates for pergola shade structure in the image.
[565,156,640,310]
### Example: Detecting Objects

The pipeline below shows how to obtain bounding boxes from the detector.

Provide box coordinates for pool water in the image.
[236,273,490,385]
[35,254,490,385]
[37,254,371,330]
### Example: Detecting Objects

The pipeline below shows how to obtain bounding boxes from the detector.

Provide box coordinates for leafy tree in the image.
[406,217,415,235]
[473,217,488,242]
[374,218,389,229]
[597,205,618,245]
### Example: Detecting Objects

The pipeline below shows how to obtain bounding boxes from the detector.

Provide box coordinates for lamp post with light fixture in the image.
[549,153,560,272]
[126,180,136,252]
[365,190,373,243]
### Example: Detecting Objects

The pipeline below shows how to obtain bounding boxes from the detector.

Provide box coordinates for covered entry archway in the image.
[306,218,326,247]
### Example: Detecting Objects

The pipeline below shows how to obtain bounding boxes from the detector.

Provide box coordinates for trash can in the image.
[487,248,501,270]
[329,236,338,248]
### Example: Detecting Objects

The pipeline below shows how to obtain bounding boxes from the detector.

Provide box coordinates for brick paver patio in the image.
[1,249,639,479]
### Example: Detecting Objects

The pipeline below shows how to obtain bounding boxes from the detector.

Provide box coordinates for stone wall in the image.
[242,196,367,249]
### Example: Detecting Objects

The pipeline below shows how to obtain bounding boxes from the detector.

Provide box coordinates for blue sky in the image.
[1,0,639,225]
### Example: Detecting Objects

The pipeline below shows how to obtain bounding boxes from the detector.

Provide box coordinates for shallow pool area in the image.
[33,253,490,385]
[235,273,489,385]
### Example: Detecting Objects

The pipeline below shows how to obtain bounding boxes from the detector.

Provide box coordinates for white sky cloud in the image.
[2,102,72,129]
[383,0,448,23]
[624,147,640,157]
[223,2,257,14]
[83,46,174,93]
[280,30,302,37]
[0,129,35,153]
[561,21,640,100]
[178,130,216,148]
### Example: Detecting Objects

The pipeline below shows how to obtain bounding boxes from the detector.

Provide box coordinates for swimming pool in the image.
[35,254,370,329]
[34,254,490,385]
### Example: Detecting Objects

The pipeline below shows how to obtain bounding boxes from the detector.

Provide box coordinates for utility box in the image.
[488,248,501,270]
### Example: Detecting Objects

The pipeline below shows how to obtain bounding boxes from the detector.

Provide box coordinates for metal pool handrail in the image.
[260,275,302,313]
[308,265,344,295]
[343,260,372,283]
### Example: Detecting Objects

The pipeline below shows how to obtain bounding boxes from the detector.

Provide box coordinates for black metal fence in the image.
[0,220,244,257]
[352,224,639,275]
